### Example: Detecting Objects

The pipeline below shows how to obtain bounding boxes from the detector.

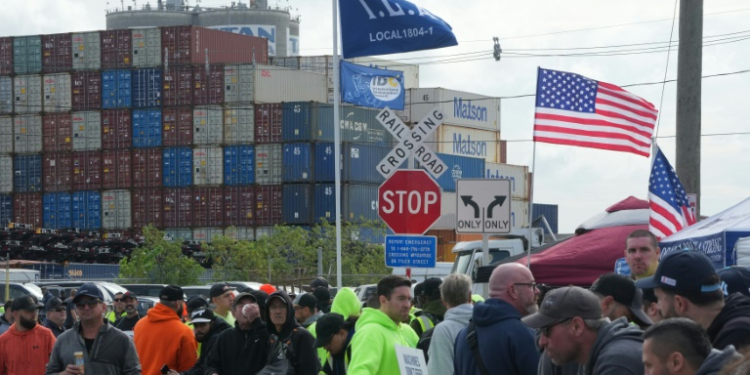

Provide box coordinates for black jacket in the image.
[182,318,231,375]
[265,290,320,375]
[707,293,750,351]
[203,318,270,375]
[43,319,65,338]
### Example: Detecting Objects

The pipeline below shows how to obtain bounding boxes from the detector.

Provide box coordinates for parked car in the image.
[34,281,127,304]
[181,285,212,299]
[136,296,158,316]
[0,282,43,302]
[120,284,167,298]
[217,281,264,292]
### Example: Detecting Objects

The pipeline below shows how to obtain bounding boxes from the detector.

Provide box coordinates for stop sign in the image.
[378,170,442,234]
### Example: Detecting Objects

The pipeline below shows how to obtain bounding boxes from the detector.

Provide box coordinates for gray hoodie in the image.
[582,317,644,375]
[427,303,473,375]
[695,346,743,375]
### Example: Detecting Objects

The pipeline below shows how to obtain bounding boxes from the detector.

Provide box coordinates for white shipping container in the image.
[253,65,327,103]
[485,163,529,200]
[193,147,223,186]
[255,143,282,185]
[193,228,224,243]
[224,226,255,241]
[404,88,500,132]
[13,75,43,114]
[255,227,276,238]
[132,28,162,68]
[102,189,132,230]
[72,111,102,151]
[437,125,501,163]
[43,73,72,113]
[223,105,255,144]
[0,76,12,114]
[0,156,12,193]
[0,116,12,154]
[72,32,101,70]
[13,114,42,154]
[511,199,531,229]
[224,64,254,104]
[165,228,192,241]
[193,106,223,145]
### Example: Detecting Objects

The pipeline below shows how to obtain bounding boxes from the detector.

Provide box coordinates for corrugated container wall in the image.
[102,70,132,108]
[255,144,282,185]
[252,65,327,103]
[223,105,254,144]
[282,102,393,145]
[314,184,380,224]
[102,189,131,229]
[72,191,102,230]
[193,106,223,145]
[484,163,530,200]
[223,226,254,241]
[14,36,42,75]
[223,64,253,104]
[72,111,102,151]
[193,65,224,106]
[282,143,312,183]
[163,188,192,228]
[132,68,162,108]
[437,125,501,163]
[13,193,43,228]
[42,33,72,73]
[132,188,163,229]
[162,66,192,107]
[193,147,223,186]
[0,77,12,114]
[193,228,223,243]
[403,88,501,132]
[193,187,223,227]
[532,203,559,234]
[255,227,276,238]
[132,109,162,148]
[14,75,43,114]
[162,107,193,146]
[0,195,11,226]
[0,156,11,193]
[43,192,72,229]
[254,103,282,143]
[255,185,282,226]
[0,117,11,153]
[160,26,268,66]
[42,113,72,152]
[43,152,72,192]
[101,29,133,69]
[0,38,13,75]
[132,148,162,188]
[71,151,102,190]
[14,115,42,154]
[417,153,485,192]
[282,184,312,225]
[102,149,132,189]
[165,228,192,241]
[43,73,72,112]
[71,32,101,71]
[224,145,254,185]
[162,147,192,187]
[224,186,254,226]
[101,109,132,149]
[271,56,300,69]
[71,71,102,111]
[510,200,530,229]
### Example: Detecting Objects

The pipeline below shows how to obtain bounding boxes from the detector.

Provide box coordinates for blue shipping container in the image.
[283,143,312,183]
[418,153,485,192]
[43,192,72,230]
[224,145,255,185]
[281,102,394,145]
[72,191,102,230]
[132,68,162,108]
[102,70,132,108]
[0,194,12,226]
[132,109,163,148]
[282,184,313,224]
[13,155,43,192]
[314,184,379,224]
[163,147,192,187]
[533,203,559,234]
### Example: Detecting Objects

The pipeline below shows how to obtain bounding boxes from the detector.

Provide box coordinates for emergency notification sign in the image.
[378,170,441,235]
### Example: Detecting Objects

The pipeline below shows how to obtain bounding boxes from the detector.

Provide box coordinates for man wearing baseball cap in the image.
[524,286,645,375]
[210,283,236,327]
[114,291,141,333]
[315,313,358,375]
[43,297,67,338]
[635,250,750,351]
[295,293,322,328]
[182,308,232,375]
[590,273,653,329]
[0,294,56,375]
[410,277,446,338]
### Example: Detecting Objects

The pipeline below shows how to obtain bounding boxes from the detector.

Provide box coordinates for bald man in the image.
[453,263,541,375]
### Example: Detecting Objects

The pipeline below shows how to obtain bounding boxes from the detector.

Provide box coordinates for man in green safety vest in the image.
[410,278,446,337]
[105,291,126,322]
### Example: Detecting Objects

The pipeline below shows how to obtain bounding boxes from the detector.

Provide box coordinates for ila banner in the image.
[341,61,405,110]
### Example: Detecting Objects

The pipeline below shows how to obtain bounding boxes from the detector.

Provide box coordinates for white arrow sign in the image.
[456,179,512,233]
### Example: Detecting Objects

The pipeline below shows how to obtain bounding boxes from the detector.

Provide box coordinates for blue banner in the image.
[385,235,437,268]
[341,61,405,110]
[339,0,458,58]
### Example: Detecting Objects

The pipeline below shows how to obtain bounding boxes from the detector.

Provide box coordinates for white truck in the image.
[0,269,41,283]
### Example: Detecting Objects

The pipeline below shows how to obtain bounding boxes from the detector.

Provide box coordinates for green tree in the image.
[206,231,268,282]
[118,225,204,285]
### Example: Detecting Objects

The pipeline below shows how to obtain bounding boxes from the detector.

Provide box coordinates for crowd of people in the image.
[1,229,750,374]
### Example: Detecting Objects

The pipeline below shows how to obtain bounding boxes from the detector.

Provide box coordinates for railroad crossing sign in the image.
[378,170,442,235]
[375,107,447,179]
[456,179,512,233]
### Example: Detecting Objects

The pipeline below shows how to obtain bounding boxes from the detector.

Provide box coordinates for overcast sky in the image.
[2,0,749,233]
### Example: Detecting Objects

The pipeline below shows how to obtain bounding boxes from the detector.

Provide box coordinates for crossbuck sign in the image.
[375,107,447,179]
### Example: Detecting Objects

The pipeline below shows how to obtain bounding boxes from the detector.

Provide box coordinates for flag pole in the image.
[332,0,344,289]
[526,67,540,268]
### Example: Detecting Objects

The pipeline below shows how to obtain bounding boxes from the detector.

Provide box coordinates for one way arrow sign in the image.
[456,179,512,233]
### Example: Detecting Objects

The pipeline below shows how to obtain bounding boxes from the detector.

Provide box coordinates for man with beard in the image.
[114,291,141,335]
[0,294,56,375]
[179,308,231,375]
[43,297,67,338]
[453,263,541,375]
[106,291,127,323]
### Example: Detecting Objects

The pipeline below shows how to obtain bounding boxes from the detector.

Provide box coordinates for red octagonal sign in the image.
[378,170,442,235]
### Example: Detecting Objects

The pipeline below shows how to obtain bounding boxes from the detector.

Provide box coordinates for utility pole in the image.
[676,0,703,217]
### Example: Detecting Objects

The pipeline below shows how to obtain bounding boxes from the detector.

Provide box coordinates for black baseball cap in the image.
[315,313,345,348]
[233,292,257,308]
[313,287,331,303]
[73,283,104,303]
[122,291,138,300]
[186,295,210,313]
[210,283,236,299]
[160,285,185,301]
[635,251,722,297]
[45,297,65,311]
[12,294,43,312]
[522,286,602,328]
[591,273,652,326]
[297,294,318,310]
[421,278,442,299]
[718,267,750,297]
[191,308,215,324]
[310,277,329,290]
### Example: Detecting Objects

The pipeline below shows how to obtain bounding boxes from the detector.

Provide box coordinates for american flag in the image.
[533,68,658,157]
[649,146,697,238]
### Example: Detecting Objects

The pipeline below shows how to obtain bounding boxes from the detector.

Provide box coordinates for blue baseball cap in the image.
[635,251,722,296]
[72,283,105,303]
[718,267,750,297]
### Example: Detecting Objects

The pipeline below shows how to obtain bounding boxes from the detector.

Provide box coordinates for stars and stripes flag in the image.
[533,68,658,157]
[649,146,697,238]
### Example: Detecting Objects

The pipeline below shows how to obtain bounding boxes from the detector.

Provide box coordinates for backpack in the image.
[416,326,436,363]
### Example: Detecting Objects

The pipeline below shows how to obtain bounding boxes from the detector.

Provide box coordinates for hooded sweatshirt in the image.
[133,303,197,375]
[204,316,269,375]
[316,288,362,375]
[428,303,472,375]
[454,298,539,375]
[348,307,419,375]
[581,317,644,375]
[182,318,231,375]
[0,323,56,375]
[706,293,750,351]
[695,346,743,375]
[410,300,447,338]
[265,290,319,375]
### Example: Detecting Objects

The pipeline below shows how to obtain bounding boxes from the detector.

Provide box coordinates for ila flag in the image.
[341,61,405,110]
[339,0,458,58]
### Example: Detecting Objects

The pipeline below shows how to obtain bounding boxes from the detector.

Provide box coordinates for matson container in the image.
[255,185,282,226]
[0,117,11,153]
[162,107,193,146]
[43,192,72,229]
[223,105,254,144]
[42,33,73,73]
[43,152,72,192]
[193,147,223,186]
[72,190,102,230]
[314,184,380,224]
[437,125,501,163]
[102,189,131,230]
[14,75,43,114]
[131,28,160,68]
[72,111,102,151]
[282,184,312,225]
[224,145,254,186]
[13,36,42,75]
[253,65,327,103]
[13,193,42,228]
[43,73,72,113]
[0,156,12,193]
[0,76,12,114]
[101,109,132,149]
[102,149,132,189]
[163,188,193,228]
[255,144,282,185]
[224,186,254,226]
[193,106,223,145]
[162,147,192,187]
[13,115,42,154]
[403,88,500,132]
[0,194,12,226]
[223,226,254,241]
[132,68,162,108]
[102,70,132,109]
[192,187,224,227]
[132,148,162,188]
[254,103,282,143]
[71,32,101,71]
[132,188,163,229]
[132,109,162,148]
[162,66,192,107]
[102,29,133,69]
[71,151,102,190]
[416,152,485,193]
[193,65,224,106]
[0,38,13,75]
[485,163,530,200]
[193,228,223,243]
[71,71,102,111]
[161,26,268,66]
[42,113,73,152]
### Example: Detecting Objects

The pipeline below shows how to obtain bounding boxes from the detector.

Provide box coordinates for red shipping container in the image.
[101,109,132,149]
[132,148,162,188]
[42,33,73,73]
[43,152,72,192]
[224,186,255,227]
[102,149,132,189]
[132,188,163,229]
[71,71,102,111]
[193,65,224,106]
[163,66,193,106]
[0,37,12,75]
[43,113,73,152]
[193,187,224,227]
[162,107,193,146]
[13,193,43,228]
[254,103,283,143]
[71,151,102,190]
[163,187,192,228]
[161,26,268,66]
[100,30,132,69]
[255,185,282,226]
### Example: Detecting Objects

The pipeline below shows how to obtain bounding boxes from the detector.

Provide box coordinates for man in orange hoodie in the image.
[0,294,56,375]
[134,285,197,375]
